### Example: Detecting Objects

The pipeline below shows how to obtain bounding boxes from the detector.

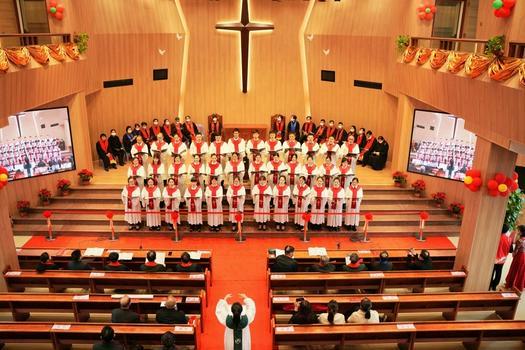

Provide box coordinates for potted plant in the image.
[449,202,465,219]
[396,34,411,53]
[57,179,72,196]
[392,171,408,187]
[431,192,446,207]
[411,179,426,197]
[78,169,93,185]
[16,201,30,217]
[485,35,505,58]
[38,188,52,205]
[73,32,89,54]
[504,188,524,231]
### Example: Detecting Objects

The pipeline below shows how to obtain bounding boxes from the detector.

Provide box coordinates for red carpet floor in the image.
[23,234,455,350]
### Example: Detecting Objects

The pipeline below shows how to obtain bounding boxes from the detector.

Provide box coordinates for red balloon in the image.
[489,189,499,197]
[419,211,429,220]
[494,9,502,17]
[471,169,481,178]
[430,5,437,13]
[500,190,509,197]
[49,0,57,7]
[467,183,477,192]
[503,0,516,8]
[472,177,482,187]
[43,210,52,218]
[499,7,511,17]
[465,170,474,177]
[425,13,433,20]
[513,172,519,181]
[0,167,7,175]
[487,180,499,190]
[56,4,65,13]
[418,12,426,19]
[54,11,63,20]
[105,211,114,219]
[510,181,519,192]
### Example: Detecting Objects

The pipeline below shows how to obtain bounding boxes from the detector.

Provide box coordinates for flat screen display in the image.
[407,109,476,181]
[0,107,75,181]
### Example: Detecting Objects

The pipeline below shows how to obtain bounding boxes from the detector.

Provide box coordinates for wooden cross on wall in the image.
[215,0,274,93]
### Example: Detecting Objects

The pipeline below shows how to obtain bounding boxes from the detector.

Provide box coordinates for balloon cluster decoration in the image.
[47,1,65,21]
[486,172,519,197]
[463,169,483,192]
[0,167,8,189]
[493,0,516,18]
[417,2,437,20]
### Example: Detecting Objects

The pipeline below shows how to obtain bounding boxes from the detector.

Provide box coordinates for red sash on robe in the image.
[297,185,308,207]
[126,185,137,209]
[271,160,282,184]
[134,143,145,164]
[252,162,263,184]
[152,126,161,137]
[146,186,158,210]
[231,185,242,209]
[313,186,325,210]
[303,122,314,134]
[130,165,141,178]
[140,129,151,141]
[331,186,343,210]
[267,140,278,155]
[345,142,357,157]
[326,127,336,139]
[250,139,261,154]
[275,121,285,139]
[256,184,269,209]
[155,141,165,153]
[305,164,316,186]
[360,136,376,157]
[230,160,241,175]
[188,186,200,212]
[288,162,298,186]
[191,162,202,183]
[171,162,184,186]
[165,187,178,210]
[194,142,203,155]
[286,140,297,161]
[326,143,336,158]
[335,128,345,143]
[208,185,220,209]
[151,163,161,176]
[230,138,242,153]
[209,162,221,176]
[163,125,171,137]
[339,165,350,187]
[175,124,183,138]
[98,139,114,161]
[314,126,325,140]
[276,185,287,209]
[323,164,333,187]
[186,122,196,138]
[350,185,361,209]
[356,134,364,146]
[213,141,223,157]
[172,141,182,155]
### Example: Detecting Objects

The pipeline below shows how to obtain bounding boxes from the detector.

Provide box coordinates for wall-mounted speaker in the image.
[354,80,382,90]
[321,70,335,82]
[103,79,134,89]
[153,69,168,81]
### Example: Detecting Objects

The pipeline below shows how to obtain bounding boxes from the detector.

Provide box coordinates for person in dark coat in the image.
[104,252,130,271]
[175,252,202,272]
[368,136,389,170]
[96,133,115,171]
[287,115,301,140]
[369,251,393,271]
[109,129,126,166]
[111,295,140,323]
[407,249,433,270]
[182,115,199,144]
[309,255,336,273]
[334,122,348,145]
[161,119,173,143]
[271,245,298,272]
[160,332,177,350]
[66,249,93,270]
[300,116,316,143]
[122,125,137,155]
[140,251,166,272]
[36,252,60,273]
[156,296,188,324]
[92,326,123,350]
[342,253,368,272]
[288,299,318,324]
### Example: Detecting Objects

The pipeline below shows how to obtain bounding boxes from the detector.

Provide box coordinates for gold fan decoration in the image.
[447,52,469,74]
[4,47,31,67]
[47,44,67,62]
[429,50,448,70]
[402,46,417,63]
[464,54,493,79]
[0,49,8,73]
[416,48,432,65]
[489,57,522,82]
[64,43,80,60]
[27,45,50,65]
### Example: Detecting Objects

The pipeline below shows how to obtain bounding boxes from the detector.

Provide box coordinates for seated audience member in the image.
[140,250,166,272]
[66,249,93,270]
[104,252,130,271]
[347,298,380,324]
[309,255,336,273]
[156,295,188,324]
[161,331,177,350]
[96,133,116,171]
[175,252,202,272]
[318,300,345,325]
[407,248,433,270]
[111,295,140,323]
[122,125,137,156]
[358,130,376,166]
[36,252,59,273]
[92,325,123,350]
[288,299,318,324]
[272,245,298,272]
[108,129,126,166]
[367,136,389,170]
[342,253,367,272]
[369,251,393,271]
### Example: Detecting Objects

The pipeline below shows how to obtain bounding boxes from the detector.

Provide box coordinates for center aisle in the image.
[22,235,455,350]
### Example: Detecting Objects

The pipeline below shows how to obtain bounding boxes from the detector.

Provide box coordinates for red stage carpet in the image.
[23,234,455,350]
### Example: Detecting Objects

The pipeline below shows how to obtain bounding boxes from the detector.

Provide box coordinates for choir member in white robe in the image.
[252,176,273,230]
[338,134,360,175]
[327,178,345,231]
[309,177,329,229]
[147,155,165,190]
[162,178,181,230]
[215,293,256,350]
[345,177,363,232]
[127,157,146,189]
[207,153,224,185]
[167,154,187,195]
[267,154,287,188]
[319,136,340,165]
[301,134,320,161]
[246,130,266,162]
[185,178,203,231]
[282,133,301,162]
[286,154,303,194]
[187,154,209,186]
[130,136,149,165]
[150,133,171,166]
[189,134,209,161]
[141,178,162,231]
[316,156,340,188]
[273,176,291,231]
[227,129,246,159]
[121,177,142,230]
[168,134,187,160]
[302,155,317,187]
[292,176,311,230]
[248,154,267,191]
[208,134,229,165]
[226,177,246,232]
[265,131,282,160]
[205,177,224,231]
[338,158,354,189]
[224,152,245,186]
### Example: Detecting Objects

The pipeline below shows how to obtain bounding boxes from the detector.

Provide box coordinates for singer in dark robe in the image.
[334,122,348,145]
[96,133,116,171]
[122,125,137,155]
[368,136,389,170]
[301,116,316,143]
[139,122,153,144]
[273,115,286,141]
[161,118,174,143]
[150,118,162,142]
[108,129,126,166]
[287,115,301,139]
[209,115,222,141]
[182,115,199,143]
[172,117,188,144]
[313,119,327,143]
[359,131,376,167]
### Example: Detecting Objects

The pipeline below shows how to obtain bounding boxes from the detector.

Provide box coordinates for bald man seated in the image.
[111,295,140,323]
[140,251,167,272]
[155,295,188,324]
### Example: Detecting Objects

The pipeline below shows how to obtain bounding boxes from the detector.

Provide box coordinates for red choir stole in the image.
[152,126,161,137]
[171,162,184,186]
[211,122,220,134]
[256,184,269,209]
[213,141,223,157]
[286,140,297,161]
[305,164,316,186]
[230,184,242,209]
[267,140,278,154]
[296,184,308,207]
[250,139,262,159]
[191,162,202,183]
[270,160,282,184]
[349,185,361,209]
[194,141,204,155]
[345,142,357,156]
[151,163,161,176]
[303,122,314,134]
[274,120,285,139]
[330,186,343,210]
[230,138,242,153]
[171,140,182,155]
[276,184,288,209]
[252,161,263,184]
[130,164,142,182]
[326,127,336,139]
[335,128,345,143]
[314,126,325,140]
[326,143,336,157]
[165,187,178,210]
[360,136,376,157]
[98,139,114,161]
[313,185,325,210]
[288,162,298,186]
[163,125,171,137]
[126,185,137,209]
[230,160,241,175]
[146,186,158,210]
[356,134,364,146]
[155,140,165,152]
[209,162,221,176]
[174,124,183,138]
[134,143,146,164]
[208,185,221,209]
[323,163,334,187]
[140,128,151,141]
[186,122,196,139]
[188,186,200,212]
[339,165,350,187]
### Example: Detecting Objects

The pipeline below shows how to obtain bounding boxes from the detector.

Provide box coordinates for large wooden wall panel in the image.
[477,0,525,42]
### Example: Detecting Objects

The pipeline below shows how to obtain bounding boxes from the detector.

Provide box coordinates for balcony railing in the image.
[410,37,525,59]
[0,33,71,47]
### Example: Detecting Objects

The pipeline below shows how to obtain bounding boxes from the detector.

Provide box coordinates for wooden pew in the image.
[268,269,467,295]
[0,292,205,331]
[270,290,521,322]
[268,248,456,271]
[272,320,525,350]
[0,322,198,350]
[3,269,210,304]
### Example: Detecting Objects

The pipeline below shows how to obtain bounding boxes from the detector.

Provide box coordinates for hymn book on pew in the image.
[84,248,105,257]
[308,247,327,256]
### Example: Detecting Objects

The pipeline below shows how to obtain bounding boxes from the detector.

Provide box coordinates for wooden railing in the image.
[0,32,71,46]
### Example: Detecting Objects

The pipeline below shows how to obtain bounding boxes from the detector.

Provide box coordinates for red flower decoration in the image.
[364,213,373,221]
[301,212,312,222]
[419,211,429,220]
[171,211,179,222]
[43,210,52,218]
[235,213,243,223]
[105,211,114,219]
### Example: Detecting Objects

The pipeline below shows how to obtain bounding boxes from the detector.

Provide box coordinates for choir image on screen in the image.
[96,115,390,232]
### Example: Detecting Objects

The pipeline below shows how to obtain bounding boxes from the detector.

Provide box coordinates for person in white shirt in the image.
[207,153,224,185]
[189,133,208,160]
[162,177,181,230]
[167,154,186,195]
[309,177,328,230]
[184,178,203,231]
[267,153,286,188]
[147,155,165,191]
[316,156,339,188]
[121,177,142,230]
[347,298,380,324]
[282,133,301,162]
[215,293,256,350]
[187,154,208,187]
[273,176,291,231]
[227,129,246,159]
[205,176,224,232]
[265,131,282,159]
[168,133,187,160]
[224,152,245,186]
[338,134,360,174]
[150,133,170,166]
[252,176,273,231]
[302,155,317,187]
[345,177,364,232]
[318,300,346,325]
[248,153,267,191]
[286,153,303,194]
[130,136,149,165]
[319,136,340,164]
[141,177,162,231]
[127,157,146,189]
[246,130,266,162]
[338,158,354,189]
[301,134,319,161]
[226,176,246,232]
[208,134,229,165]
[292,176,311,231]
[327,178,345,231]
